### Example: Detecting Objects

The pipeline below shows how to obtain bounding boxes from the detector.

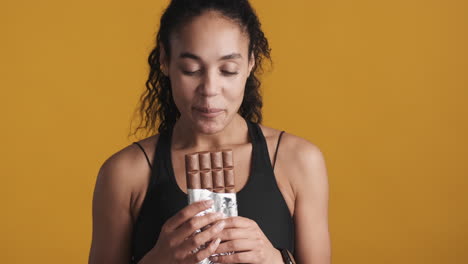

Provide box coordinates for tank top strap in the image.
[246,120,275,172]
[150,128,173,186]
[242,120,281,197]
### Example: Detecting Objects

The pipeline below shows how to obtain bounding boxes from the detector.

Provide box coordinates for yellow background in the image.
[2,0,467,263]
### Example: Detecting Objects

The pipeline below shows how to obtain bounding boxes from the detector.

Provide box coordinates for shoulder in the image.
[281,132,325,168]
[258,124,328,197]
[258,123,325,165]
[89,135,161,263]
[99,134,159,177]
[95,134,160,202]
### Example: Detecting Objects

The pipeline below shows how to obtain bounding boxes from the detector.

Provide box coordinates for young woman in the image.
[89,1,330,263]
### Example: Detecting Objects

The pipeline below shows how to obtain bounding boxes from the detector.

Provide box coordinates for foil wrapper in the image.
[187,189,238,264]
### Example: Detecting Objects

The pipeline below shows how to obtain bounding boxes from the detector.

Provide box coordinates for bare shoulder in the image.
[258,124,325,167]
[258,124,327,196]
[101,135,159,170]
[103,135,159,169]
[281,132,327,191]
[264,130,330,263]
[89,134,159,263]
[96,135,159,207]
[280,132,325,166]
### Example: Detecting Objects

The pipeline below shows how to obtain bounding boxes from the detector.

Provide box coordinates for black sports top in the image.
[130,120,294,263]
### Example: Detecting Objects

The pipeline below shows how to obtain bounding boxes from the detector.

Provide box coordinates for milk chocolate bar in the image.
[185,149,238,264]
[185,150,235,193]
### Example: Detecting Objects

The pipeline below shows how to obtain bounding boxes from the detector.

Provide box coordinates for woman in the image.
[89,0,330,263]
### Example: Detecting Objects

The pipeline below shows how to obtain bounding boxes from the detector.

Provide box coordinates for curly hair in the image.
[130,0,272,138]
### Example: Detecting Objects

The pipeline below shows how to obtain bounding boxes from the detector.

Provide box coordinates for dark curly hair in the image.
[130,0,272,138]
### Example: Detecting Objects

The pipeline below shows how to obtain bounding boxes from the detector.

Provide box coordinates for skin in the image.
[89,10,330,264]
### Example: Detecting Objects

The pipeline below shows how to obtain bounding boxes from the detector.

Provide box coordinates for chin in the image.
[194,119,226,135]
[190,111,234,134]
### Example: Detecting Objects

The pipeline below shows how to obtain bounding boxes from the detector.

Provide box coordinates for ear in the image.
[248,52,255,76]
[159,43,169,76]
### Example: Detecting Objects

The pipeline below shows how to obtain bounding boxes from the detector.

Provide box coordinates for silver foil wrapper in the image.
[187,189,238,264]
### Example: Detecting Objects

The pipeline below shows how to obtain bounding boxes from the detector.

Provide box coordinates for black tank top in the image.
[130,120,294,263]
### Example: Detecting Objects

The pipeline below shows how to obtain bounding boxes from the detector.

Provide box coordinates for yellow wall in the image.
[2,0,467,263]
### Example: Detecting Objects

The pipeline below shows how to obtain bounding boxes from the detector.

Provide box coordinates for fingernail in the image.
[204,199,214,206]
[210,255,219,262]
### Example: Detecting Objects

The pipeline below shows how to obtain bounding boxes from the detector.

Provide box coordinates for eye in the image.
[221,70,238,76]
[182,70,201,76]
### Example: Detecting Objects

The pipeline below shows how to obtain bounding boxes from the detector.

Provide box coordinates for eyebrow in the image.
[179,52,242,61]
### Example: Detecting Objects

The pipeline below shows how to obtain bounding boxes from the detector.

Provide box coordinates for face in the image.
[161,11,255,134]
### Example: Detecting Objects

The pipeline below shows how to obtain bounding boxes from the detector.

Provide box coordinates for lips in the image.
[193,106,224,118]
[193,106,224,113]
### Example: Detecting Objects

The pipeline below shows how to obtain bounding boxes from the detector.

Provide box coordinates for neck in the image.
[171,114,248,150]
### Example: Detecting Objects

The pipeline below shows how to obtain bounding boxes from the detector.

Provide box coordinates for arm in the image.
[88,150,141,264]
[212,134,331,264]
[88,141,225,264]
[291,140,331,263]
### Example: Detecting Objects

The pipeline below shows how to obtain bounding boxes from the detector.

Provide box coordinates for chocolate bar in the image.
[185,150,236,193]
[185,149,238,264]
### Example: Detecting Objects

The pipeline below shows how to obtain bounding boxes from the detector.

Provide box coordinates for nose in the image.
[197,69,219,97]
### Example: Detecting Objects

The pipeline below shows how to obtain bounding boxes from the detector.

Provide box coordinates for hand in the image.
[139,200,226,264]
[209,216,283,264]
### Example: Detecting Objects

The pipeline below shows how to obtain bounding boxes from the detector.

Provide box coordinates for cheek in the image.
[225,78,247,106]
[170,76,198,110]
[171,73,198,95]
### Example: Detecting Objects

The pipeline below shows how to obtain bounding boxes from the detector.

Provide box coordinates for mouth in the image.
[193,106,224,118]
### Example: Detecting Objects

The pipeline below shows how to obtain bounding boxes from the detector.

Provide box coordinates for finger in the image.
[209,251,256,263]
[221,216,255,229]
[165,200,214,231]
[218,227,252,241]
[215,238,260,255]
[172,212,224,242]
[179,219,226,252]
[189,237,222,263]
